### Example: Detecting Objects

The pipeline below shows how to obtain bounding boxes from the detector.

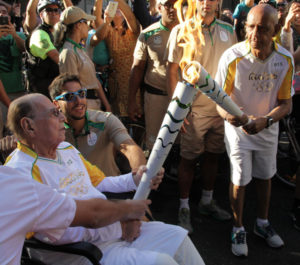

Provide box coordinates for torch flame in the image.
[174,0,205,80]
[182,61,201,85]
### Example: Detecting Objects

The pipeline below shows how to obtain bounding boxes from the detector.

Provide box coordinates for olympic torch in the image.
[133,61,248,200]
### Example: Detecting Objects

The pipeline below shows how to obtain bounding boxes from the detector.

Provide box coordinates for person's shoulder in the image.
[142,21,161,34]
[215,19,234,35]
[87,109,110,131]
[57,141,76,150]
[140,21,164,41]
[275,43,294,59]
[221,41,248,63]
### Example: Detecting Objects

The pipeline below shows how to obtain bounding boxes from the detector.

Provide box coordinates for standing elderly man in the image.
[216,4,293,257]
[167,0,237,233]
[128,0,178,151]
[5,93,205,265]
[49,73,146,176]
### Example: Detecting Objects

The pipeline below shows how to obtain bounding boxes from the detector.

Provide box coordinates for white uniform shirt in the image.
[215,41,294,150]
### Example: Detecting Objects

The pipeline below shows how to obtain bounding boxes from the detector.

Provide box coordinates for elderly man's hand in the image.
[121,219,142,242]
[225,113,249,127]
[120,199,151,220]
[132,165,164,190]
[242,116,267,135]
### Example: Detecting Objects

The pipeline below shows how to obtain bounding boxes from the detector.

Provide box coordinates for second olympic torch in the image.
[133,61,247,200]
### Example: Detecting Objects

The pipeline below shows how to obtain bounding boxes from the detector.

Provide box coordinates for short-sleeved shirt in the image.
[0,166,76,265]
[86,29,110,66]
[215,40,294,150]
[167,18,237,115]
[232,2,254,20]
[29,29,56,60]
[64,110,131,176]
[0,32,26,93]
[59,38,99,90]
[134,20,171,92]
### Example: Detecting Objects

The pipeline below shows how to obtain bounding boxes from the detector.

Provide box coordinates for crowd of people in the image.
[0,0,300,264]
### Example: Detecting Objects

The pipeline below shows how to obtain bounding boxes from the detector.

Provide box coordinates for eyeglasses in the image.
[277,3,287,9]
[44,7,60,14]
[54,88,87,102]
[50,108,62,118]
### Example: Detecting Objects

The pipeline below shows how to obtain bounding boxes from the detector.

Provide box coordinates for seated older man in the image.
[5,94,205,265]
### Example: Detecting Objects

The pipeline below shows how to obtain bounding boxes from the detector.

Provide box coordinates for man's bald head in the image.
[245,3,280,59]
[247,4,278,25]
[7,94,47,140]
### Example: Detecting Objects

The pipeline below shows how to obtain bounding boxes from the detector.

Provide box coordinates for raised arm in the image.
[23,0,39,34]
[117,0,139,34]
[132,0,160,29]
[62,0,73,9]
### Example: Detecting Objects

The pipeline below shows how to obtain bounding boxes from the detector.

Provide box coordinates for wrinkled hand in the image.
[121,199,151,221]
[121,219,142,242]
[132,165,164,190]
[0,135,17,158]
[128,100,142,121]
[225,113,249,127]
[242,116,267,135]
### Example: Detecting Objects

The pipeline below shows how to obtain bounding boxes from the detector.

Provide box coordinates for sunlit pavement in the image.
[151,154,300,265]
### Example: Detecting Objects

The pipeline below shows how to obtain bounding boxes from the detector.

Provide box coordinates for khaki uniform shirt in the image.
[64,110,131,176]
[59,38,98,90]
[134,20,171,93]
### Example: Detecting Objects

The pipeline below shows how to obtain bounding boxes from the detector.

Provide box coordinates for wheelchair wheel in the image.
[276,130,297,188]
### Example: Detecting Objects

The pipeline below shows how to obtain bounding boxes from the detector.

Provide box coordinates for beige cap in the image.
[60,6,96,25]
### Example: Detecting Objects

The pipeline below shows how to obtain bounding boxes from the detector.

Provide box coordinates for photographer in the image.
[0,3,26,136]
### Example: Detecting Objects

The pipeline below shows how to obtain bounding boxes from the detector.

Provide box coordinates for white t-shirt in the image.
[215,41,294,150]
[0,166,76,265]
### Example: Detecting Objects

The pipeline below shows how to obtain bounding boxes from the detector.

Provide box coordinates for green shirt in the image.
[0,32,26,93]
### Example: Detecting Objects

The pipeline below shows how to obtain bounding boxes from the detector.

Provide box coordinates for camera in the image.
[0,16,8,25]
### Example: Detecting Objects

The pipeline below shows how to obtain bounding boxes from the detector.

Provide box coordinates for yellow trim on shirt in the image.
[79,154,106,187]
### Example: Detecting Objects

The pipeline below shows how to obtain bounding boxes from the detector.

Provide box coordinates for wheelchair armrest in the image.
[24,238,102,265]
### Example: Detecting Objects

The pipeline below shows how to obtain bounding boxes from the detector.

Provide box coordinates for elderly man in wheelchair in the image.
[5,94,205,265]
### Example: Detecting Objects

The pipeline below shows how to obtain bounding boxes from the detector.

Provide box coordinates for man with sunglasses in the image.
[49,73,146,177]
[166,0,237,234]
[23,0,71,97]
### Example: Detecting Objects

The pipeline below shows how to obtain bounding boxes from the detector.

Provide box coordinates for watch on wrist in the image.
[265,116,274,129]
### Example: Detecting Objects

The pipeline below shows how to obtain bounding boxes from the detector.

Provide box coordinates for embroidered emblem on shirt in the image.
[153,35,162,45]
[220,31,228,42]
[87,131,98,146]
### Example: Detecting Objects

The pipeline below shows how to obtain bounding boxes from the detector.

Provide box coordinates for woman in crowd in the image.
[89,0,141,117]
[53,6,111,111]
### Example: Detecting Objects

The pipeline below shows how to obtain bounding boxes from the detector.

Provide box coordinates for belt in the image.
[86,89,98,99]
[143,83,168,96]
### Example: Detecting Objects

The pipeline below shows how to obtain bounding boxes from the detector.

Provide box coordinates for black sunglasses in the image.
[54,88,87,102]
[44,7,60,13]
